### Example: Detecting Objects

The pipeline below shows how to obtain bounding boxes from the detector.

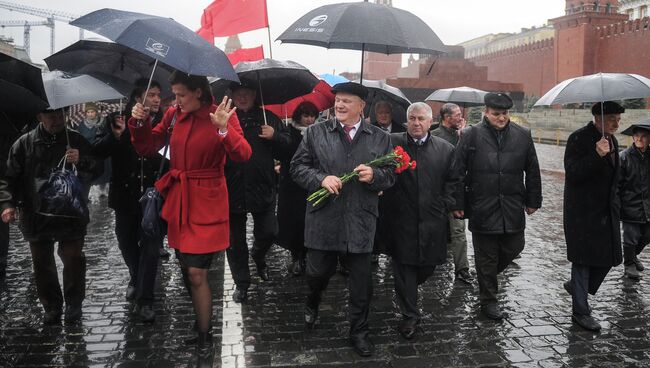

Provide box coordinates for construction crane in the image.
[0,1,81,57]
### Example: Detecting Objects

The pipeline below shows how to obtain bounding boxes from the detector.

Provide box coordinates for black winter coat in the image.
[431,125,460,146]
[92,112,167,212]
[225,107,289,213]
[381,133,458,265]
[564,122,622,267]
[0,124,96,241]
[276,124,308,252]
[291,119,396,253]
[619,145,650,224]
[453,119,542,234]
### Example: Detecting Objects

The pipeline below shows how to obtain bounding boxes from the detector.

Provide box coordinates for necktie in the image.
[343,126,354,143]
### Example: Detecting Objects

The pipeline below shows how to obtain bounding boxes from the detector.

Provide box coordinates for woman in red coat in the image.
[129,71,251,357]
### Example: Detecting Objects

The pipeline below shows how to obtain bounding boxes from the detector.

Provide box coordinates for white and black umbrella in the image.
[534,72,650,136]
[277,2,447,81]
[42,71,124,110]
[425,86,488,107]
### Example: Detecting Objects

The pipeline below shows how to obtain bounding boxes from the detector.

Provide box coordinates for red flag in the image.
[202,0,269,37]
[227,46,264,65]
[197,9,215,42]
[266,81,335,119]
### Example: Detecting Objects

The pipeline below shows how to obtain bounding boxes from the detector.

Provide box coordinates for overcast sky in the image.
[1,0,566,75]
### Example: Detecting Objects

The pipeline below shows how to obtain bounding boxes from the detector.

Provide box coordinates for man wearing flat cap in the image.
[619,122,650,280]
[291,82,396,357]
[452,92,542,320]
[563,101,624,331]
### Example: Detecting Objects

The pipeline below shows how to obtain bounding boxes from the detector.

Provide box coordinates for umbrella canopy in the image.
[70,8,238,81]
[534,73,650,106]
[320,73,349,86]
[42,71,125,110]
[45,39,174,98]
[277,2,447,55]
[425,86,488,107]
[265,80,335,119]
[357,79,410,109]
[0,52,49,113]
[621,119,650,136]
[211,59,320,105]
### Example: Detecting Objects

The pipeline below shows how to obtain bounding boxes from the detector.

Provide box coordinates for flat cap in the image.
[591,101,625,116]
[484,92,513,109]
[331,82,368,100]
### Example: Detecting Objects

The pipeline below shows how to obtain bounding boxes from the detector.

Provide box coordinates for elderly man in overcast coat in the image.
[291,82,395,357]
[564,101,623,332]
[382,102,459,340]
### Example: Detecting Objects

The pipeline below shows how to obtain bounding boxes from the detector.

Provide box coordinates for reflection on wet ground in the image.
[1,143,650,367]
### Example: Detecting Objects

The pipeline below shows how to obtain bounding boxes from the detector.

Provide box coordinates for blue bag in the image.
[37,155,89,219]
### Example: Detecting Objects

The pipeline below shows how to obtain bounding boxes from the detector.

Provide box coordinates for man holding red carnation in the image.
[380,102,460,340]
[290,82,396,357]
[452,92,542,321]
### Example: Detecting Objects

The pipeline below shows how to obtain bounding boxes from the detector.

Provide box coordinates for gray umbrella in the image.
[534,72,650,136]
[425,86,488,107]
[42,71,124,110]
[277,2,446,81]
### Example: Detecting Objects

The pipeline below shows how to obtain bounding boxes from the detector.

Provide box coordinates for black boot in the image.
[184,321,213,345]
[196,331,214,368]
[624,246,641,279]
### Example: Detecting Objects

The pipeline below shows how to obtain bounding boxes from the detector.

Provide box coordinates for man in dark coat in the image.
[564,101,623,331]
[371,101,405,133]
[0,108,97,325]
[92,80,166,322]
[432,102,473,284]
[452,92,542,320]
[225,81,290,303]
[383,102,458,339]
[619,124,650,279]
[291,82,396,357]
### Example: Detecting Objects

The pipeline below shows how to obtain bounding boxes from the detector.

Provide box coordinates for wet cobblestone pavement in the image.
[2,143,650,367]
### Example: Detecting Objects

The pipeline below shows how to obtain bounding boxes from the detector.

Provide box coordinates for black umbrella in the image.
[70,9,238,81]
[354,79,410,122]
[0,52,49,113]
[211,59,319,123]
[45,39,174,98]
[621,120,650,136]
[277,2,447,81]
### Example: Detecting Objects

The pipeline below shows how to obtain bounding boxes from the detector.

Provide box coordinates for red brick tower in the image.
[360,0,403,80]
[551,0,627,82]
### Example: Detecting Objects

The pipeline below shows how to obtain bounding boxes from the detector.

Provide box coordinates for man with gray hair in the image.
[432,103,473,284]
[381,102,459,339]
[371,101,405,133]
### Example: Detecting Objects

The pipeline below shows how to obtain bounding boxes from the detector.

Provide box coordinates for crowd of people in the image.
[0,72,645,363]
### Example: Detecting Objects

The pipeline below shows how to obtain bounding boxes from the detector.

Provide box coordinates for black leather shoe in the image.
[233,287,248,303]
[398,319,418,340]
[138,305,155,323]
[196,331,214,368]
[338,261,350,276]
[572,313,601,331]
[350,335,373,357]
[64,305,82,324]
[456,269,474,285]
[125,285,136,301]
[44,310,62,325]
[159,247,170,259]
[563,281,573,295]
[481,303,503,320]
[635,256,645,271]
[257,266,270,281]
[304,305,318,329]
[185,321,213,345]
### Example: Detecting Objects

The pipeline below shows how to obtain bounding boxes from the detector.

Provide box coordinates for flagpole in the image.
[266,26,273,59]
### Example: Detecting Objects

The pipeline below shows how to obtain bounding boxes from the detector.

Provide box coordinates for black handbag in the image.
[37,155,89,220]
[140,112,176,238]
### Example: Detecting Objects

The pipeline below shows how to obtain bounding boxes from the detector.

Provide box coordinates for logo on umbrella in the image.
[145,38,170,57]
[309,15,328,27]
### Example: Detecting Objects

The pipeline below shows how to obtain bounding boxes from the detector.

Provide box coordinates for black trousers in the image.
[29,238,86,313]
[0,221,8,279]
[114,209,163,305]
[472,232,525,305]
[622,222,650,264]
[570,263,611,315]
[392,260,435,321]
[227,210,277,289]
[306,249,372,338]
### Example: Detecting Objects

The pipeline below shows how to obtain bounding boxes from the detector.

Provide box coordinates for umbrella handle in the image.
[138,59,159,125]
[258,77,268,125]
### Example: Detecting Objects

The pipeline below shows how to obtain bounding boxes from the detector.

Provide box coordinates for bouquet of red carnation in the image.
[307,145,416,207]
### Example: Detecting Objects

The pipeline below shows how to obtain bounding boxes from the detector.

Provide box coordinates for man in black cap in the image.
[225,80,290,303]
[291,82,395,357]
[0,108,97,325]
[563,101,624,331]
[452,92,542,320]
[619,123,650,280]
